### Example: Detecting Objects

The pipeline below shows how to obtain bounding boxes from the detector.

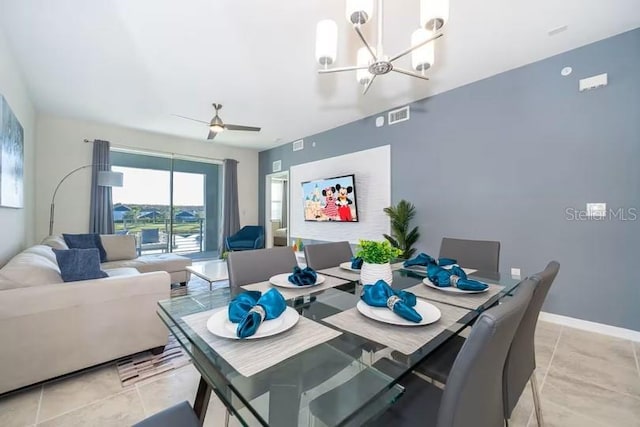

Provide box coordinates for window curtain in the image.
[219,159,241,254]
[281,179,288,228]
[89,140,115,234]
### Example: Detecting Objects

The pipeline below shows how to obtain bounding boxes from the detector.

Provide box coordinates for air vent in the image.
[272,160,282,172]
[388,106,410,125]
[292,139,304,151]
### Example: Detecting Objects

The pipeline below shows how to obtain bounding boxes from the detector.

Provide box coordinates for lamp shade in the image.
[346,0,374,25]
[316,19,338,66]
[420,0,449,31]
[356,47,375,85]
[97,170,123,187]
[411,28,435,71]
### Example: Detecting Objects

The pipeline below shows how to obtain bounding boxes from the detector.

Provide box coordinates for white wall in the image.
[35,115,259,241]
[290,145,390,243]
[0,26,36,265]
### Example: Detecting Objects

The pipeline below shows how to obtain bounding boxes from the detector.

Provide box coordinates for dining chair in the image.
[309,279,536,427]
[303,241,353,270]
[227,246,297,294]
[439,237,501,272]
[132,401,200,427]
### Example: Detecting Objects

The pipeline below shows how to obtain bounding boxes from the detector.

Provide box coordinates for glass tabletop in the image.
[157,267,522,426]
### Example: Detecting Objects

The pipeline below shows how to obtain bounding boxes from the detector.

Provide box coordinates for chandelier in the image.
[315,0,449,94]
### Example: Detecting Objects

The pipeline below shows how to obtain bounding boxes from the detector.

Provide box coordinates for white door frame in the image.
[264,171,289,248]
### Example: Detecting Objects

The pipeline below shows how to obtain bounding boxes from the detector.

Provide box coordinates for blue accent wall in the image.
[259,29,640,331]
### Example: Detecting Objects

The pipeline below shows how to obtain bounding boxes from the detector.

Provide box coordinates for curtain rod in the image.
[83,139,236,164]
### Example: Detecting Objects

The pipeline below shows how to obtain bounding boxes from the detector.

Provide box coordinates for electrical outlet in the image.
[511,268,521,279]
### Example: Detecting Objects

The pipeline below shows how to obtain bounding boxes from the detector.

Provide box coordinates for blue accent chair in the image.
[226,226,265,251]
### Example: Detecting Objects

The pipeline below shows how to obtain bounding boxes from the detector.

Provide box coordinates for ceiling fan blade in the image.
[225,124,261,132]
[172,114,210,125]
[207,130,217,140]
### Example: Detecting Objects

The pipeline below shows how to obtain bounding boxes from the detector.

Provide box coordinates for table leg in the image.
[193,376,212,424]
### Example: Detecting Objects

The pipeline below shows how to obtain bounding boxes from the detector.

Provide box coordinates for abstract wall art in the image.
[0,95,24,208]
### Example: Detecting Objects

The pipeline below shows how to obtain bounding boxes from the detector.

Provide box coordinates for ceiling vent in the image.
[388,106,410,125]
[292,139,304,151]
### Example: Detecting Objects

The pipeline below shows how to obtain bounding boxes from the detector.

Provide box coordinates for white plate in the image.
[339,262,361,272]
[206,306,300,340]
[269,273,326,288]
[356,299,441,326]
[422,278,489,294]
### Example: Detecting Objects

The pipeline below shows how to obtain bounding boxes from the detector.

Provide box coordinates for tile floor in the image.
[1,272,639,426]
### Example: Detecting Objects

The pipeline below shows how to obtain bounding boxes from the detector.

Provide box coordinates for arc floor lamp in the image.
[49,165,123,236]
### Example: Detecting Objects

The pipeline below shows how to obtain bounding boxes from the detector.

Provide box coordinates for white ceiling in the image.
[1,0,639,150]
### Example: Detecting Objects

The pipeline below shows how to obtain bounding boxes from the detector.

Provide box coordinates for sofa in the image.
[0,235,189,394]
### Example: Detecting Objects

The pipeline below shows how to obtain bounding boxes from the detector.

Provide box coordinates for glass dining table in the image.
[156,266,521,427]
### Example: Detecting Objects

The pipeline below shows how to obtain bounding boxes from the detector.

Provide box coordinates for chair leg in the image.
[530,373,545,427]
[224,408,230,427]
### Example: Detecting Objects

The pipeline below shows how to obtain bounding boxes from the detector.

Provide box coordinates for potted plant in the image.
[383,200,420,259]
[356,240,402,285]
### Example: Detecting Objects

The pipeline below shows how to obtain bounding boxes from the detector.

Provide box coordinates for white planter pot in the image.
[360,262,393,285]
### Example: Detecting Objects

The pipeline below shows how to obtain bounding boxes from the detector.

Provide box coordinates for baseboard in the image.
[539,311,640,342]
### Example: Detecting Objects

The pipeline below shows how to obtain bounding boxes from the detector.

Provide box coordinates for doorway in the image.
[265,171,289,248]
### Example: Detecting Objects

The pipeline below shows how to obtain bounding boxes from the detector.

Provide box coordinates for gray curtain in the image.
[219,159,241,253]
[281,179,288,228]
[89,140,115,234]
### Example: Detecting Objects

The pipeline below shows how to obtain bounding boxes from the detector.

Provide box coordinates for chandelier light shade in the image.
[346,0,374,25]
[315,19,338,66]
[420,0,450,31]
[356,47,375,84]
[411,28,435,71]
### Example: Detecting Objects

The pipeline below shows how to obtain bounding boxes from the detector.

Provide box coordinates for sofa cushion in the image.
[53,248,109,282]
[63,233,107,263]
[104,267,141,277]
[41,235,69,250]
[0,245,63,288]
[101,253,191,274]
[100,234,137,262]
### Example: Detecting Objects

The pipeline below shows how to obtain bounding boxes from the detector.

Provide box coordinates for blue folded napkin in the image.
[403,252,458,268]
[228,289,287,338]
[350,256,363,270]
[288,266,318,286]
[426,264,488,291]
[361,280,423,323]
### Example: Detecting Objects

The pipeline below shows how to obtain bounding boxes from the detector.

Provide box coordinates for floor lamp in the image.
[49,164,124,236]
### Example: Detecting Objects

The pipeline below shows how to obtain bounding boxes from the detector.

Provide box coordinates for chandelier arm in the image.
[362,75,377,95]
[392,68,430,81]
[353,25,377,60]
[318,65,369,74]
[388,32,443,63]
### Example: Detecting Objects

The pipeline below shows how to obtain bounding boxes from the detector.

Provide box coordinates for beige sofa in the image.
[0,240,174,394]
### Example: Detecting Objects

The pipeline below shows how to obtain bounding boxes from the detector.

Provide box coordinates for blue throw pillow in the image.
[53,248,109,282]
[63,233,107,263]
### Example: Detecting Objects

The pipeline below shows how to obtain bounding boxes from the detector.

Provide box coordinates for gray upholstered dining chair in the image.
[133,401,200,427]
[309,278,536,427]
[303,241,353,270]
[227,246,298,294]
[439,237,501,272]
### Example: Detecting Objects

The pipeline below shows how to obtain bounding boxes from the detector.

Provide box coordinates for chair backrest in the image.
[141,228,160,244]
[238,225,264,238]
[436,278,535,427]
[503,261,560,418]
[439,237,501,272]
[227,247,298,294]
[304,241,353,270]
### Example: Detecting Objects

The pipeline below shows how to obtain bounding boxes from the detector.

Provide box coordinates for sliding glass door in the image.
[111,151,220,259]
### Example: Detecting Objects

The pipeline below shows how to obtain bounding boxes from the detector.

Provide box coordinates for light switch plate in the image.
[511,268,521,279]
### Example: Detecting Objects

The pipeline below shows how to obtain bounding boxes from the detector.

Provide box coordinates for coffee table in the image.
[186,261,229,291]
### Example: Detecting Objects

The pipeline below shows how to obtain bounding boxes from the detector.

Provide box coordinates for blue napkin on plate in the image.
[228,289,287,338]
[426,264,488,291]
[350,256,363,270]
[361,280,423,323]
[288,266,318,286]
[403,252,458,268]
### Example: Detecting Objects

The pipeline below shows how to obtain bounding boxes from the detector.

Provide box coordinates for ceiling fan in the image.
[174,103,261,140]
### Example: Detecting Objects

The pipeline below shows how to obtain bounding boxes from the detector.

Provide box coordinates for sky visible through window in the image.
[112,166,204,206]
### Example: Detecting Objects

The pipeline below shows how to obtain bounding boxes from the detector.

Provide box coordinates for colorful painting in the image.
[0,95,24,208]
[302,174,358,222]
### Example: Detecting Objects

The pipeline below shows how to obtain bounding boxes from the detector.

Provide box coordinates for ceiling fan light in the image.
[210,124,224,133]
[411,28,435,71]
[356,46,375,85]
[420,0,449,31]
[316,19,338,66]
[346,0,374,25]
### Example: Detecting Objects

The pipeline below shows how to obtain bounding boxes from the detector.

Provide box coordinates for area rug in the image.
[116,334,191,387]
